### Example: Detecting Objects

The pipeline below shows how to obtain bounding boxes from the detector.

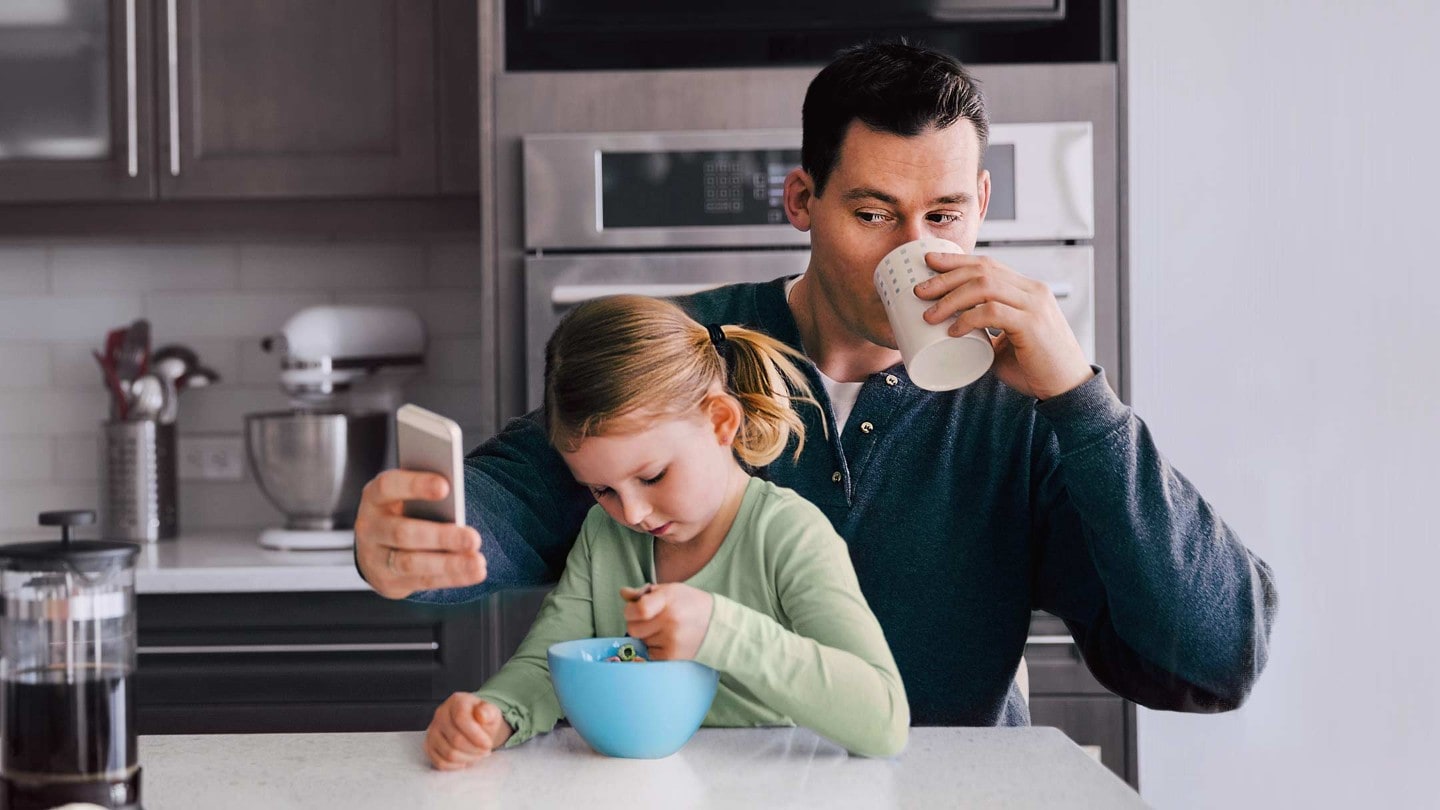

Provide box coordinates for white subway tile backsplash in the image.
[0,233,489,531]
[53,433,100,482]
[0,296,143,341]
[0,344,51,387]
[240,243,424,290]
[0,485,100,530]
[238,337,280,385]
[0,390,106,436]
[179,481,285,531]
[51,244,239,293]
[427,337,486,382]
[144,292,329,339]
[51,341,107,389]
[174,385,292,434]
[0,437,54,482]
[426,241,482,288]
[0,248,48,294]
[405,384,487,432]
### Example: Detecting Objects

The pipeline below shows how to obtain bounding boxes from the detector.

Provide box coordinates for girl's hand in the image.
[619,583,714,660]
[424,693,513,770]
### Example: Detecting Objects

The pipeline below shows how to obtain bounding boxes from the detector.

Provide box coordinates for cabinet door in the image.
[0,0,157,201]
[135,592,490,734]
[1029,696,1130,782]
[157,0,437,198]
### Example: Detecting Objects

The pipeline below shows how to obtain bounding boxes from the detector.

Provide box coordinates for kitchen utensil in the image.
[125,374,165,422]
[177,364,219,390]
[93,350,128,422]
[0,510,142,809]
[547,637,718,759]
[101,420,160,542]
[115,319,150,382]
[245,410,388,550]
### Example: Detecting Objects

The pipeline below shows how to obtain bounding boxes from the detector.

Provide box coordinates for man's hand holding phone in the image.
[354,405,488,599]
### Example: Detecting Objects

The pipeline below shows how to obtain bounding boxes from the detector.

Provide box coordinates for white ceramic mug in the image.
[873,237,994,391]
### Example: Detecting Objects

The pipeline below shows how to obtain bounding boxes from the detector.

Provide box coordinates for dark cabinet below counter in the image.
[135,591,493,734]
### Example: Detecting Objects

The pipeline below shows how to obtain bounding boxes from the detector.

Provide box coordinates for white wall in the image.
[1128,2,1440,806]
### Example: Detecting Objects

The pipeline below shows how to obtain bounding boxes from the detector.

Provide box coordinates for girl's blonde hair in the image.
[544,295,818,467]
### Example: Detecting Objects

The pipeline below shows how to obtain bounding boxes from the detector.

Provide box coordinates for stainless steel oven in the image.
[520,124,1096,409]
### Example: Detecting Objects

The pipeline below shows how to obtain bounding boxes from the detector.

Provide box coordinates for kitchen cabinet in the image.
[0,0,157,200]
[0,0,478,202]
[1026,611,1137,787]
[134,591,492,734]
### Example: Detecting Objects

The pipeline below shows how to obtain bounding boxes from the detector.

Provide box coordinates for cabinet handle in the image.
[165,0,180,176]
[124,0,137,177]
[1025,634,1076,646]
[137,642,440,655]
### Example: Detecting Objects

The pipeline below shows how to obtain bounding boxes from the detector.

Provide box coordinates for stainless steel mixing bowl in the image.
[244,410,388,531]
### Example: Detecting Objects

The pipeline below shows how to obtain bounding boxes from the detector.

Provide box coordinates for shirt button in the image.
[860,421,874,434]
[831,471,842,483]
[885,374,898,386]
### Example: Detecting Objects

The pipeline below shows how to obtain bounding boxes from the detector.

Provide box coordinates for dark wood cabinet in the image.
[159,0,437,198]
[0,0,477,203]
[1026,611,1137,787]
[0,0,157,201]
[135,591,492,734]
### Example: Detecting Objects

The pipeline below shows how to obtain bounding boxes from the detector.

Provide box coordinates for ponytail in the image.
[711,324,818,467]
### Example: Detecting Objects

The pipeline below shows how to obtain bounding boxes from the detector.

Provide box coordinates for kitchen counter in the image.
[139,727,1148,809]
[0,528,367,593]
[131,531,366,593]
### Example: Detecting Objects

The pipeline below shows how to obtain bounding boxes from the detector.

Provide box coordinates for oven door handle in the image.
[551,283,728,305]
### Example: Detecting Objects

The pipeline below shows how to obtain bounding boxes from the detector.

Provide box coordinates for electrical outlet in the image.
[179,435,247,482]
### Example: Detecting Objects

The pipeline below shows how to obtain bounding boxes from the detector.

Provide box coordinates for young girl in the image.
[423,295,908,768]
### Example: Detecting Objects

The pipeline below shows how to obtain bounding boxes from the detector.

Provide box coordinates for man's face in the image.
[790,119,990,349]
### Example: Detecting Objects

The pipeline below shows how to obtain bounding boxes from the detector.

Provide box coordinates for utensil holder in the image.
[101,421,166,542]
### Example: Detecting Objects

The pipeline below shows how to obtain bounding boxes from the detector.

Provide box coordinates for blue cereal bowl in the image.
[547,637,719,759]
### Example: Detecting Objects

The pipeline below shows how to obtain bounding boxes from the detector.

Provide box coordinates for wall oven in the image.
[520,123,1096,409]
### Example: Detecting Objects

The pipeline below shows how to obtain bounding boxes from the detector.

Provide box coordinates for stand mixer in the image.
[245,305,425,550]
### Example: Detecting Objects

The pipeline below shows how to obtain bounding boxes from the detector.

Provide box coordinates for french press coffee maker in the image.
[0,510,141,810]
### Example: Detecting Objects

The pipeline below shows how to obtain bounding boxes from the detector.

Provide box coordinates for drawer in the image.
[1025,611,1112,695]
[133,592,491,734]
[1029,695,1130,782]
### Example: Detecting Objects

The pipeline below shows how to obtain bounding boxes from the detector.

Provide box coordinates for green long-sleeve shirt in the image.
[474,477,909,758]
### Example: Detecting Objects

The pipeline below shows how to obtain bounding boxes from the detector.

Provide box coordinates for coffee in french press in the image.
[0,510,141,810]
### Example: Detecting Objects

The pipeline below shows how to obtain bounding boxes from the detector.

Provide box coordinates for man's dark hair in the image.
[802,40,989,196]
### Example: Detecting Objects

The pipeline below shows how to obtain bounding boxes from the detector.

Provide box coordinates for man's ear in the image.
[783,167,815,233]
[702,393,744,447]
[976,168,992,222]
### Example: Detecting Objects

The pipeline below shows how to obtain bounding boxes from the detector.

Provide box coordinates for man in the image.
[354,41,1277,725]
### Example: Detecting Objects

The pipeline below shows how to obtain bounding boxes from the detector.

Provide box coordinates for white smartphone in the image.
[395,404,465,524]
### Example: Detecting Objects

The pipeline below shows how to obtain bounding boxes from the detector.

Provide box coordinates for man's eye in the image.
[927,212,961,225]
[641,470,667,486]
[856,211,889,224]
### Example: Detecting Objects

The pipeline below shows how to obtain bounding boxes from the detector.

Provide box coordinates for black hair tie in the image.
[705,323,734,370]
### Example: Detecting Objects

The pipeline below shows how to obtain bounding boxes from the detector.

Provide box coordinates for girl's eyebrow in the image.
[574,461,661,488]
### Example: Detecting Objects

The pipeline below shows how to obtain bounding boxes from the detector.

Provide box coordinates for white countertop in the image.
[0,528,368,594]
[139,727,1148,809]
[132,531,367,593]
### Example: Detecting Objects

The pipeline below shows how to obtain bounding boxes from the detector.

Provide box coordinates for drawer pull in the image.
[138,642,439,656]
[1025,634,1076,646]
